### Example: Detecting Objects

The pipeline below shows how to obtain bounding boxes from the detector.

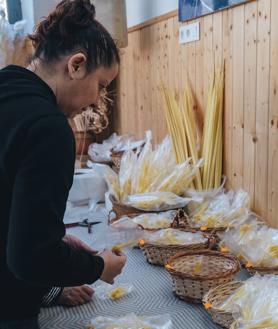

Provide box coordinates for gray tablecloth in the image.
[39,211,247,329]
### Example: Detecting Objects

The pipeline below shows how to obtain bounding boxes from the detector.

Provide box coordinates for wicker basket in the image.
[171,209,227,233]
[139,232,216,266]
[111,143,145,170]
[111,150,123,170]
[245,265,278,276]
[108,194,154,224]
[202,281,243,328]
[165,250,241,303]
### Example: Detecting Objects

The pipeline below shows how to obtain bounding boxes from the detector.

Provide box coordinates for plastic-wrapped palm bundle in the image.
[184,185,225,214]
[118,148,137,200]
[120,132,200,197]
[131,131,155,194]
[86,313,172,329]
[132,211,176,229]
[96,131,201,211]
[234,317,278,329]
[145,228,207,246]
[156,159,202,195]
[125,192,192,211]
[110,211,176,230]
[88,133,146,163]
[93,282,134,301]
[189,189,250,229]
[217,275,278,329]
[220,216,278,268]
[91,164,120,200]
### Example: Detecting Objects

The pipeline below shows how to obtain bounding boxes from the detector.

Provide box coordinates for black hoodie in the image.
[0,65,104,320]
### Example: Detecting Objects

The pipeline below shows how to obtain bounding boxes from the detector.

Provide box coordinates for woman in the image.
[0,0,126,328]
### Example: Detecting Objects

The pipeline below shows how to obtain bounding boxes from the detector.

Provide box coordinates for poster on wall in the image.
[179,0,252,22]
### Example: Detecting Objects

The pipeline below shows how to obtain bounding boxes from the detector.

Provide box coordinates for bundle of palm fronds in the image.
[162,65,224,190]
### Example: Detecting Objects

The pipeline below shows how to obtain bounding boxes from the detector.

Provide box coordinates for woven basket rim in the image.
[246,264,278,271]
[202,280,243,314]
[142,240,209,249]
[166,250,241,281]
[111,150,124,157]
[89,159,112,165]
[109,194,143,212]
[109,194,185,215]
[109,194,162,214]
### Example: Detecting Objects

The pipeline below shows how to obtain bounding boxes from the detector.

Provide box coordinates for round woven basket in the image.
[139,232,216,266]
[171,209,227,233]
[165,250,241,303]
[202,281,243,328]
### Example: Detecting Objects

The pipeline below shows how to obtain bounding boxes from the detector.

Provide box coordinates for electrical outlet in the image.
[179,22,200,44]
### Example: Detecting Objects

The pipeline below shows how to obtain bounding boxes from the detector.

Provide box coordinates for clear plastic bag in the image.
[184,183,225,214]
[130,131,154,194]
[110,211,175,230]
[119,133,200,198]
[189,189,250,228]
[93,282,134,301]
[93,132,203,205]
[118,148,138,200]
[91,163,120,201]
[87,313,172,329]
[92,225,145,251]
[220,213,278,267]
[144,228,207,246]
[125,192,192,212]
[110,216,139,230]
[217,275,278,329]
[113,138,145,153]
[88,133,146,163]
[132,211,176,229]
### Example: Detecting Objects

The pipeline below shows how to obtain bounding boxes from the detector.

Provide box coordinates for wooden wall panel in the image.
[232,5,245,188]
[243,0,258,207]
[254,0,271,217]
[267,0,278,227]
[115,0,278,227]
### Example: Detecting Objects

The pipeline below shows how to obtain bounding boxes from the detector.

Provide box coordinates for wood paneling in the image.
[115,0,278,227]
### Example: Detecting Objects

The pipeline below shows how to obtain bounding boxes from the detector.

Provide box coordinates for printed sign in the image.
[179,0,252,21]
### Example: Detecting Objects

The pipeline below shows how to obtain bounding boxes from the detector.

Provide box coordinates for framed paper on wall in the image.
[179,0,253,22]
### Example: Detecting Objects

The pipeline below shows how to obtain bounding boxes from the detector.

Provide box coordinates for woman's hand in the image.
[63,234,98,254]
[99,250,127,284]
[57,285,94,307]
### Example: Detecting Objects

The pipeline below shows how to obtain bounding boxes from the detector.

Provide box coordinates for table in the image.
[39,208,247,329]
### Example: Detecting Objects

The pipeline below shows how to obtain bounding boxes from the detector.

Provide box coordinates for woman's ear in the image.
[67,53,87,80]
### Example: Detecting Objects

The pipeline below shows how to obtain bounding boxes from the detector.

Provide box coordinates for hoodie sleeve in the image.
[7,114,104,287]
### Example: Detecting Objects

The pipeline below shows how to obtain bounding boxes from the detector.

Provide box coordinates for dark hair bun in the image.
[56,0,96,31]
[31,0,96,44]
[30,0,119,70]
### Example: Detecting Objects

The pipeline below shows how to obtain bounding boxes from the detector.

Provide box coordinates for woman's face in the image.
[60,54,119,118]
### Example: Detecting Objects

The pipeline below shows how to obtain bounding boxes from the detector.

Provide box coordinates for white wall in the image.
[21,0,58,33]
[22,0,179,33]
[126,0,178,28]
[21,0,34,33]
[33,0,57,27]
